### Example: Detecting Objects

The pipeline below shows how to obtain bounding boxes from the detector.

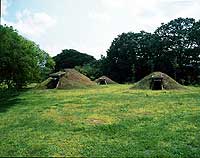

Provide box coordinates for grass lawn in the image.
[0,85,200,157]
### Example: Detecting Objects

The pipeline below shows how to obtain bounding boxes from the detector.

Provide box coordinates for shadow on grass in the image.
[0,89,27,113]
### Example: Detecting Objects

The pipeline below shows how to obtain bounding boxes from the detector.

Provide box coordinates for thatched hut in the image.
[95,76,117,85]
[37,69,96,89]
[131,72,186,90]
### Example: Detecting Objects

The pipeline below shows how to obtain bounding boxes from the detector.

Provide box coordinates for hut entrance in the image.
[99,79,107,85]
[47,77,59,89]
[47,72,66,89]
[151,77,163,90]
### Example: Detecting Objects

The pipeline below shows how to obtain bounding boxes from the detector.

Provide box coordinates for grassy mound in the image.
[95,76,117,84]
[37,69,96,89]
[57,69,96,89]
[131,72,186,90]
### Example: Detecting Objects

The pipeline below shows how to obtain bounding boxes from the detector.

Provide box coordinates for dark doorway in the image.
[151,77,163,90]
[99,79,107,85]
[48,72,65,89]
[47,78,59,89]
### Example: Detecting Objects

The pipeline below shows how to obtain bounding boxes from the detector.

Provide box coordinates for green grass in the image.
[0,85,200,157]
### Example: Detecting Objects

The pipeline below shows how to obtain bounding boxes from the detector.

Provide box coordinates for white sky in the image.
[1,0,200,59]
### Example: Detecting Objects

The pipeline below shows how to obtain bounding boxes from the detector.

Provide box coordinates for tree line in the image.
[71,17,200,84]
[104,17,200,84]
[0,17,200,89]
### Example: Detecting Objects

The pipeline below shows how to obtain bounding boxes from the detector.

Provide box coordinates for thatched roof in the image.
[95,76,117,84]
[37,69,96,89]
[49,71,66,77]
[131,72,186,90]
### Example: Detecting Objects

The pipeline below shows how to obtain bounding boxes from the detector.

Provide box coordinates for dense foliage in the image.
[0,25,55,89]
[53,49,96,71]
[104,17,200,84]
[2,17,199,87]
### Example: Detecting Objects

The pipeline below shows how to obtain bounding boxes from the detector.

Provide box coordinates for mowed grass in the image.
[0,85,200,157]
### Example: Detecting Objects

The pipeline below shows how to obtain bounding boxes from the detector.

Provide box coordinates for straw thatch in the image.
[131,72,186,90]
[95,76,117,85]
[37,69,96,89]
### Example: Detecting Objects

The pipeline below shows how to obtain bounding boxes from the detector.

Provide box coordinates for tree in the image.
[53,49,96,71]
[188,20,200,83]
[0,25,55,89]
[155,18,199,83]
[106,31,158,83]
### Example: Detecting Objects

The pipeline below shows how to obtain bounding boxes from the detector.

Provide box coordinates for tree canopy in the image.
[102,17,200,84]
[0,25,55,89]
[53,49,96,71]
[1,17,199,87]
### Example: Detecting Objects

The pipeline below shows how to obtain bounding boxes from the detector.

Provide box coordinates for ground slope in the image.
[0,85,200,157]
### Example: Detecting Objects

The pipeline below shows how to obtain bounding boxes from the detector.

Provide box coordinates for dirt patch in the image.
[86,114,116,125]
[140,111,152,115]
[87,118,106,125]
[131,109,152,115]
[41,108,74,124]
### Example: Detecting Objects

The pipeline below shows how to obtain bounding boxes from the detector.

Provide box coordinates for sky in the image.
[1,0,200,59]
